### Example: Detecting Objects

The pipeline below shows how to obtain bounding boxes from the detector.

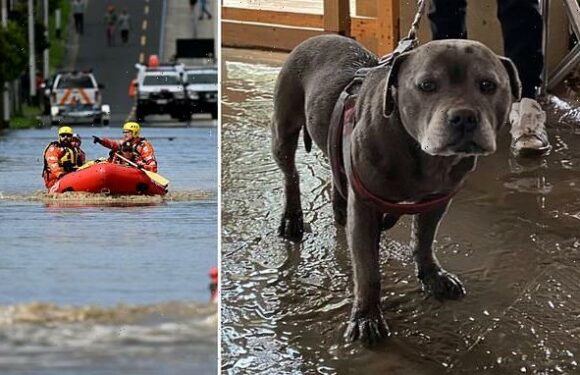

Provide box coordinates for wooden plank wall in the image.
[222,0,396,54]
[223,0,569,69]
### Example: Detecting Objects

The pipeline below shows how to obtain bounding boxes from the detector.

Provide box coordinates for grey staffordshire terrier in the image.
[271,35,521,345]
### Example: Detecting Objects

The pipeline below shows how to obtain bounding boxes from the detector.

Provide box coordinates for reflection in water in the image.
[221,52,580,374]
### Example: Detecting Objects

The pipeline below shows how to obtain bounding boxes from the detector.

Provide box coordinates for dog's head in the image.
[383,40,521,156]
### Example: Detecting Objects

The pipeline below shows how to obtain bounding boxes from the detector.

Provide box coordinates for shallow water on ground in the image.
[221,52,580,375]
[0,126,217,373]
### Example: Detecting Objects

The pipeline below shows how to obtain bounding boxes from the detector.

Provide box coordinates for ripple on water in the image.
[0,301,217,371]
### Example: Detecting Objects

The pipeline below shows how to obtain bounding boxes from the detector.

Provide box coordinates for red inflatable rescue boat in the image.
[49,162,168,195]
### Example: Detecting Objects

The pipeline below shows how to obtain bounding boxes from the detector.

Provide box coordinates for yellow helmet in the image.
[123,122,140,137]
[58,126,74,136]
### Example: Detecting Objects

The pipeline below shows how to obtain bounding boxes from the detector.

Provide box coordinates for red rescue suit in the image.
[42,141,86,188]
[99,137,158,172]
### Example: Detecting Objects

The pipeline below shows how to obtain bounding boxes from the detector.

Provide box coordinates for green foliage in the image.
[49,0,61,11]
[0,21,28,84]
[9,104,42,129]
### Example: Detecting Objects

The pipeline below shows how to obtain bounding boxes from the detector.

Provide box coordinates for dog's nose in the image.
[447,108,478,133]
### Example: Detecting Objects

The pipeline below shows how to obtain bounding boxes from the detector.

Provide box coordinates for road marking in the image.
[139,52,144,64]
[142,19,147,31]
[141,35,146,46]
[144,5,149,15]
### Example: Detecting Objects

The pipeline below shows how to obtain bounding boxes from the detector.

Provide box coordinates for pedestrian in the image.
[428,0,550,157]
[118,8,131,45]
[104,5,118,46]
[199,0,212,20]
[72,0,85,35]
[42,126,86,189]
[92,122,158,172]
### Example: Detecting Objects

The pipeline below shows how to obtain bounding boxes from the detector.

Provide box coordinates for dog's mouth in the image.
[447,139,491,155]
[424,138,493,156]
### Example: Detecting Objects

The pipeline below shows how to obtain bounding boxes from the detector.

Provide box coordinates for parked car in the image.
[134,63,189,122]
[49,70,110,126]
[184,66,217,119]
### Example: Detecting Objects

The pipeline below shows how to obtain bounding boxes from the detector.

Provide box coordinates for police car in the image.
[49,70,111,126]
[184,66,217,119]
[134,63,189,122]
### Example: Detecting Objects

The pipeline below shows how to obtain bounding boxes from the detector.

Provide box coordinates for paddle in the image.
[114,153,170,188]
[76,158,108,171]
[77,160,97,170]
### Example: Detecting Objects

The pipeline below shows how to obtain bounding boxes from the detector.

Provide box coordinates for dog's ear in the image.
[383,52,410,118]
[498,56,522,101]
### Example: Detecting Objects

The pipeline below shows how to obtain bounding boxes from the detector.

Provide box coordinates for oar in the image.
[77,160,97,170]
[114,153,170,187]
[76,158,108,171]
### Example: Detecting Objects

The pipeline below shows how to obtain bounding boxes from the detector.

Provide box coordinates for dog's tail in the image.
[303,126,312,153]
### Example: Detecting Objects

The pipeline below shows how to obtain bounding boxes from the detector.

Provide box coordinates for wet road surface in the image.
[221,48,580,374]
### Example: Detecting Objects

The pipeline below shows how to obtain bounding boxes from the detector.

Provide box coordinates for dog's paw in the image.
[420,268,466,300]
[344,312,390,346]
[278,211,304,242]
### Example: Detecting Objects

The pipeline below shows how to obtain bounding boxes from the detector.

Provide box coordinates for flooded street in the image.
[221,49,580,374]
[0,126,217,374]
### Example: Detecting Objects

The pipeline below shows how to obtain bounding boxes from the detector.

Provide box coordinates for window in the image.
[56,75,95,89]
[186,72,217,84]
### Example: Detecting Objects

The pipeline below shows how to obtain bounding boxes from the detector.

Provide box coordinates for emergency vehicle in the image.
[184,66,217,119]
[133,62,188,122]
[49,70,111,126]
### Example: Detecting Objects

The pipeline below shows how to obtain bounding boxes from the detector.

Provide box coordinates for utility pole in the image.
[214,0,218,64]
[28,0,36,98]
[55,8,61,38]
[1,0,9,123]
[43,0,49,79]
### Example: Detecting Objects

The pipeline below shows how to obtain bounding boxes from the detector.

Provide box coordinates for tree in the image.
[0,21,28,127]
[0,21,28,86]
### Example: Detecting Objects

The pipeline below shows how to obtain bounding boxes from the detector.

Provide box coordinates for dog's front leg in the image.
[344,190,389,345]
[412,202,466,300]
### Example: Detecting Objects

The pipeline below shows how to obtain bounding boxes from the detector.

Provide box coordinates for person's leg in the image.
[498,0,542,98]
[79,14,84,34]
[498,0,550,156]
[428,0,468,40]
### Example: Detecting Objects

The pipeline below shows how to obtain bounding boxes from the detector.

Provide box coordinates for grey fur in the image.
[271,35,520,346]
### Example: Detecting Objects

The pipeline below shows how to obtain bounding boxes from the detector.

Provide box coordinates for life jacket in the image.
[123,138,149,161]
[42,141,80,177]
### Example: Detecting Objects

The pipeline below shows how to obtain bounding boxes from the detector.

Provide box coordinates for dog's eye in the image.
[418,81,437,93]
[479,80,496,94]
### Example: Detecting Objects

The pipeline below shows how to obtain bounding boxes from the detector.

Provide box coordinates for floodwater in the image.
[0,126,217,374]
[221,49,580,374]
